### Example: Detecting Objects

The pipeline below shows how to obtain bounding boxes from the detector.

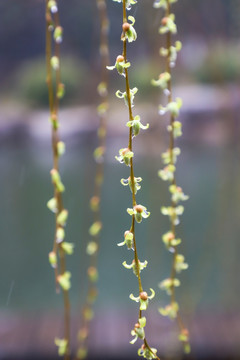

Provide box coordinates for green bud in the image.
[50,113,59,130]
[57,209,68,226]
[50,169,65,192]
[57,83,65,99]
[159,278,180,295]
[54,26,63,44]
[49,251,57,268]
[89,196,100,212]
[55,338,68,356]
[50,56,59,70]
[77,347,88,360]
[94,146,105,163]
[83,307,94,321]
[97,102,108,115]
[115,148,134,166]
[61,242,74,255]
[138,344,157,359]
[47,197,58,213]
[56,227,65,243]
[175,254,188,273]
[57,141,65,157]
[97,82,108,97]
[57,271,71,291]
[89,221,102,237]
[86,241,98,255]
[159,302,179,319]
[87,266,98,282]
[48,0,58,13]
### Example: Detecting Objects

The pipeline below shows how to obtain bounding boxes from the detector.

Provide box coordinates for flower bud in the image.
[57,271,71,290]
[47,197,58,213]
[57,209,68,226]
[161,17,168,26]
[117,55,124,62]
[49,251,57,268]
[78,328,88,341]
[140,291,148,301]
[89,221,102,236]
[50,113,59,130]
[134,205,144,223]
[50,56,59,70]
[57,83,65,99]
[90,196,100,212]
[57,141,65,156]
[87,266,98,282]
[86,241,98,255]
[48,0,58,13]
[122,22,130,32]
[77,347,88,359]
[83,307,94,321]
[56,227,65,243]
[54,26,63,43]
[61,242,74,255]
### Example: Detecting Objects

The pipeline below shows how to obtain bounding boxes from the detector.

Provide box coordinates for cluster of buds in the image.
[152,0,191,354]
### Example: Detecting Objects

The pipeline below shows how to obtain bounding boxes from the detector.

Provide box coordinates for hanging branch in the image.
[152,0,190,354]
[45,1,73,358]
[75,1,110,359]
[108,1,159,359]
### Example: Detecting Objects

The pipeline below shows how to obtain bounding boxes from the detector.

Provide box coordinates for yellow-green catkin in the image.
[152,0,190,354]
[75,1,109,359]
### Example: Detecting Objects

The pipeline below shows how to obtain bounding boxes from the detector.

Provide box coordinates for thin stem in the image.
[45,1,71,359]
[122,0,142,296]
[75,1,109,358]
[122,1,160,359]
[166,0,180,315]
[159,0,189,349]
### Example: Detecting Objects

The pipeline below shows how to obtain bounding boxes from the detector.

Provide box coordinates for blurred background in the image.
[1,0,240,359]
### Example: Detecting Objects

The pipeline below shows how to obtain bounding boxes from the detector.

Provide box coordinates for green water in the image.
[0,139,239,316]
